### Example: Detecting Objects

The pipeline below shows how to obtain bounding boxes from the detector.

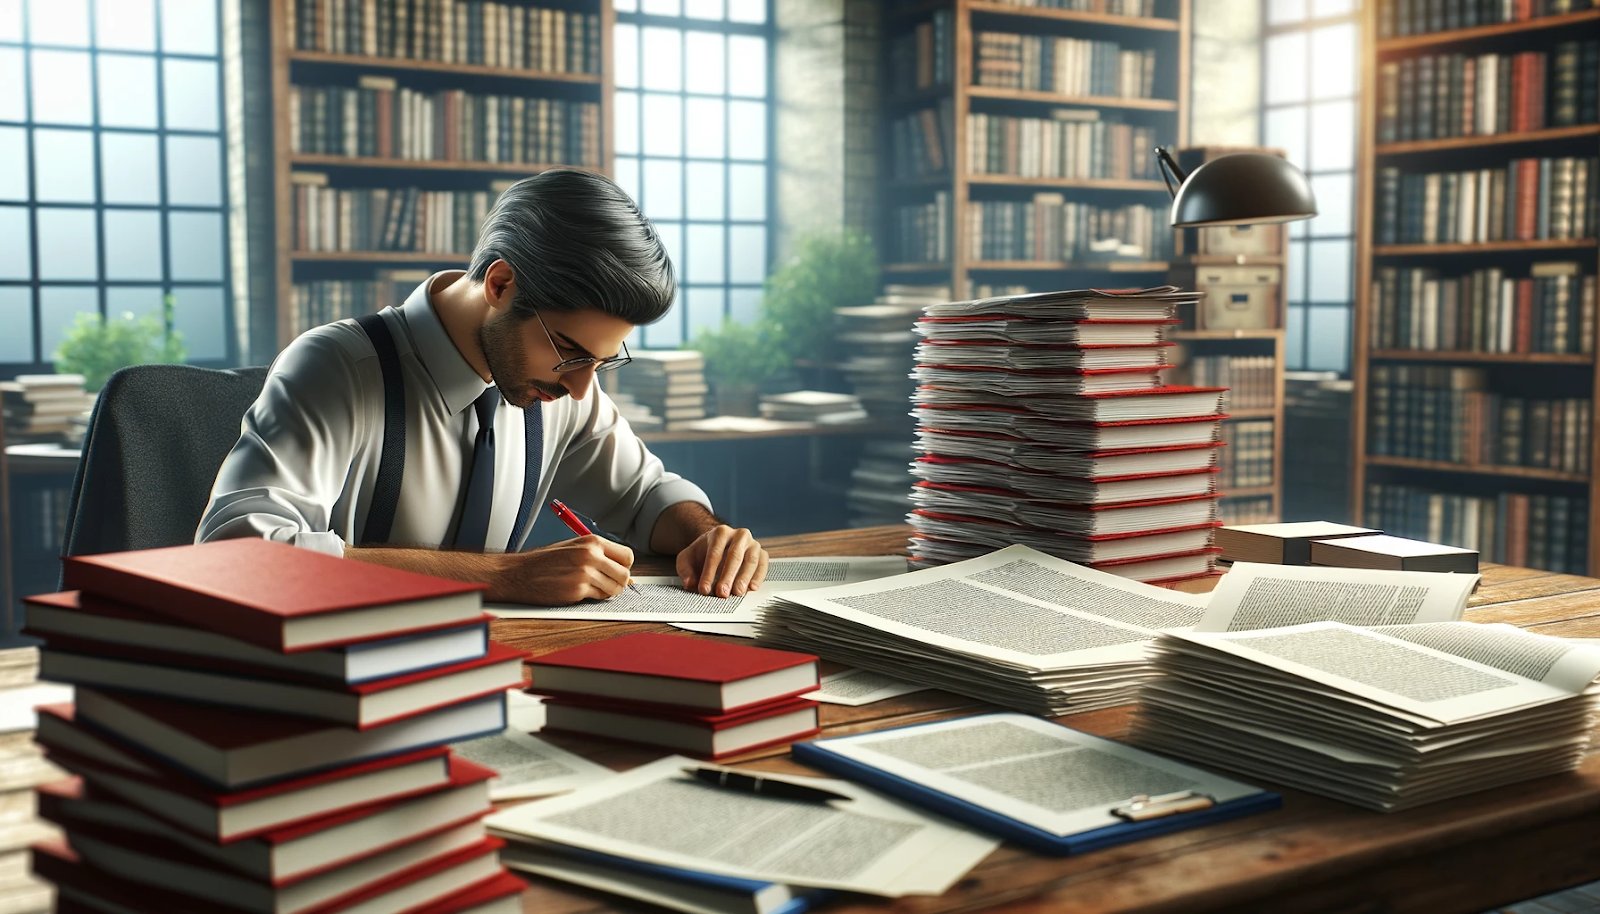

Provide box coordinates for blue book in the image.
[500,840,832,914]
[793,713,1281,857]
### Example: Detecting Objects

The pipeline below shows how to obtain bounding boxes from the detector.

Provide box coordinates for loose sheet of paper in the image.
[803,668,928,706]
[489,557,910,621]
[450,727,613,800]
[484,755,999,895]
[1197,562,1477,633]
[810,714,1265,837]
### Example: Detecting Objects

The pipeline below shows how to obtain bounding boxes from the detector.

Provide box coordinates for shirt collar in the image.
[400,271,493,417]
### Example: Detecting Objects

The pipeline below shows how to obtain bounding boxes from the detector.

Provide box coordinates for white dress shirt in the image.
[197,271,711,556]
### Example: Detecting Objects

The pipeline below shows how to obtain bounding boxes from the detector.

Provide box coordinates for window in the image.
[0,0,232,373]
[1262,0,1359,374]
[612,0,772,349]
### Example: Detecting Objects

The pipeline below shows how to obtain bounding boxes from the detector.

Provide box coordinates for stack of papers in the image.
[759,390,868,424]
[758,547,1479,717]
[909,286,1224,582]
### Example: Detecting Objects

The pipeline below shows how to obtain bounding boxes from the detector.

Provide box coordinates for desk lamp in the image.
[1154,147,1318,227]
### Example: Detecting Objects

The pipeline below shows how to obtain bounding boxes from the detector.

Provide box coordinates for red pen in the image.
[549,499,639,593]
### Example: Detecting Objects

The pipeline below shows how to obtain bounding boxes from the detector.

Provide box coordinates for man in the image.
[198,169,769,604]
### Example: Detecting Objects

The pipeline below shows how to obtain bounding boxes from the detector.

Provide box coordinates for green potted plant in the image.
[54,294,188,392]
[687,319,787,417]
[760,230,879,368]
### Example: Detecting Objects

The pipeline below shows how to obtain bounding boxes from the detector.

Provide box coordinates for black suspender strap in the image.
[506,403,544,552]
[353,313,406,546]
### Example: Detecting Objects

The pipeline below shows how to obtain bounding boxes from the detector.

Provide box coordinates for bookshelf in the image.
[1351,2,1600,574]
[267,0,613,350]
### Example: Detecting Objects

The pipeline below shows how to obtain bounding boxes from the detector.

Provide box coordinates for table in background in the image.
[490,525,1600,914]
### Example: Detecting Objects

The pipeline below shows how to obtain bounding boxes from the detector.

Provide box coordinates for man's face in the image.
[480,302,634,410]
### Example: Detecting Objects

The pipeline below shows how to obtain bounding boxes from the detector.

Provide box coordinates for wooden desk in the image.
[490,526,1600,914]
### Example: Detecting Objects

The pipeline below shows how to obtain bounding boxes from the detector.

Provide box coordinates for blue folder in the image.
[793,718,1282,857]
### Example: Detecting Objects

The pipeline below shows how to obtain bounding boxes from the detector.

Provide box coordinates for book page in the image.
[1167,622,1577,724]
[813,714,1264,837]
[449,727,612,800]
[768,545,1207,670]
[803,669,928,706]
[1197,562,1477,633]
[1369,622,1600,693]
[486,557,910,621]
[484,755,999,896]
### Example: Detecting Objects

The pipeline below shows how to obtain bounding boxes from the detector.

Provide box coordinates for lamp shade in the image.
[1168,153,1318,227]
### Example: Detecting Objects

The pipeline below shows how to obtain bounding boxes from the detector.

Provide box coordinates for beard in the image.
[480,311,568,409]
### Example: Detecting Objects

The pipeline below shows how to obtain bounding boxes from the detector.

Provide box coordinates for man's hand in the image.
[492,535,634,605]
[676,525,769,597]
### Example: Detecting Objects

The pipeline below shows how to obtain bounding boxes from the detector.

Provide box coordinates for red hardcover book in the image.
[58,687,504,790]
[1515,158,1539,240]
[527,632,818,714]
[39,756,493,886]
[59,539,487,652]
[542,695,821,759]
[40,637,526,729]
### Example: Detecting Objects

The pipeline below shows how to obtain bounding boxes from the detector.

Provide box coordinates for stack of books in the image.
[848,439,918,528]
[1,375,94,445]
[0,649,72,914]
[908,286,1225,583]
[24,538,529,913]
[758,391,868,425]
[615,351,707,429]
[528,633,820,759]
[607,392,664,431]
[1134,620,1600,811]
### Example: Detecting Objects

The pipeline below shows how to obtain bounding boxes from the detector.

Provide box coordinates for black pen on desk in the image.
[683,766,852,804]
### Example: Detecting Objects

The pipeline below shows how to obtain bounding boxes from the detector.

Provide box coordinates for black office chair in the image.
[58,364,269,586]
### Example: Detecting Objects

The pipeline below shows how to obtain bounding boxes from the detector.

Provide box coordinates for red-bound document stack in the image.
[22,538,529,914]
[527,632,821,759]
[909,286,1225,583]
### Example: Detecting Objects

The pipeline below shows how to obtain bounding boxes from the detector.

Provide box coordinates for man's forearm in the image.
[649,501,722,555]
[345,546,512,601]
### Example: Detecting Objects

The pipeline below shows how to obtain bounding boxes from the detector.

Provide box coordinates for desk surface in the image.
[490,525,1600,914]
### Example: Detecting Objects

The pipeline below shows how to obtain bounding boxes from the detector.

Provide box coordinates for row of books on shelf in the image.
[292,272,424,333]
[1166,355,1276,410]
[1218,419,1273,490]
[1374,157,1597,245]
[967,112,1159,181]
[292,180,498,254]
[1377,42,1599,144]
[974,33,1158,99]
[1217,494,1276,525]
[1364,482,1587,575]
[892,191,952,264]
[964,197,1173,262]
[289,82,601,167]
[891,0,1156,12]
[1368,365,1592,472]
[289,0,601,75]
[1369,263,1596,354]
[1377,0,1595,39]
[888,102,954,180]
[888,10,953,96]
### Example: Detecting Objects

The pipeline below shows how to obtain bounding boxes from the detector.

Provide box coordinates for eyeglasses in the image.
[530,307,632,373]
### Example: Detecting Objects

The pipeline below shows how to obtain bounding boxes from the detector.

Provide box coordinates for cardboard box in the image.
[1171,265,1283,330]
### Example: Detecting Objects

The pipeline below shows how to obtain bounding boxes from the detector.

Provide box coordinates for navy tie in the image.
[454,387,499,550]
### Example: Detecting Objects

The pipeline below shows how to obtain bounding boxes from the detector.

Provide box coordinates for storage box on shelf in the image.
[1353,0,1600,574]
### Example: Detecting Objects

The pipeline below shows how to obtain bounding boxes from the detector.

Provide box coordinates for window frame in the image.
[0,0,235,375]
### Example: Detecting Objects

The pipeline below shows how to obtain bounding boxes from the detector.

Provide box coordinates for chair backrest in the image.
[60,364,269,576]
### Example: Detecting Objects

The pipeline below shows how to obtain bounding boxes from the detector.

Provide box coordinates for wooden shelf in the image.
[1175,254,1286,266]
[965,174,1168,191]
[1376,124,1600,155]
[1364,456,1589,484]
[1171,328,1284,340]
[1225,408,1278,420]
[1375,9,1600,53]
[1372,239,1598,256]
[287,51,602,84]
[1223,485,1278,498]
[966,260,1169,272]
[965,1,1180,31]
[886,173,954,189]
[882,262,953,273]
[1370,350,1593,364]
[288,154,591,174]
[964,86,1178,111]
[291,251,471,264]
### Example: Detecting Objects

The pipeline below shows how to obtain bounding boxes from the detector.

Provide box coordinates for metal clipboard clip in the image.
[1111,791,1216,822]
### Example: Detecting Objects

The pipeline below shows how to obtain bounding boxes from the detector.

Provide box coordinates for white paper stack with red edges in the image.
[527,632,821,759]
[909,286,1226,583]
[22,538,529,914]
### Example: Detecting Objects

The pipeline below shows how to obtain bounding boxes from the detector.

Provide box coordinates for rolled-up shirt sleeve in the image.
[552,389,712,552]
[196,328,369,556]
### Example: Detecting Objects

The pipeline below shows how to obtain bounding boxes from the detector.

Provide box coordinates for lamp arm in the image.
[1154,147,1187,198]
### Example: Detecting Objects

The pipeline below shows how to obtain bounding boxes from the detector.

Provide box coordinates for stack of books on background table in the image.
[1,376,95,445]
[0,649,72,914]
[848,438,918,528]
[607,393,664,432]
[907,287,1225,583]
[615,351,708,429]
[758,391,868,425]
[24,539,527,913]
[528,633,821,759]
